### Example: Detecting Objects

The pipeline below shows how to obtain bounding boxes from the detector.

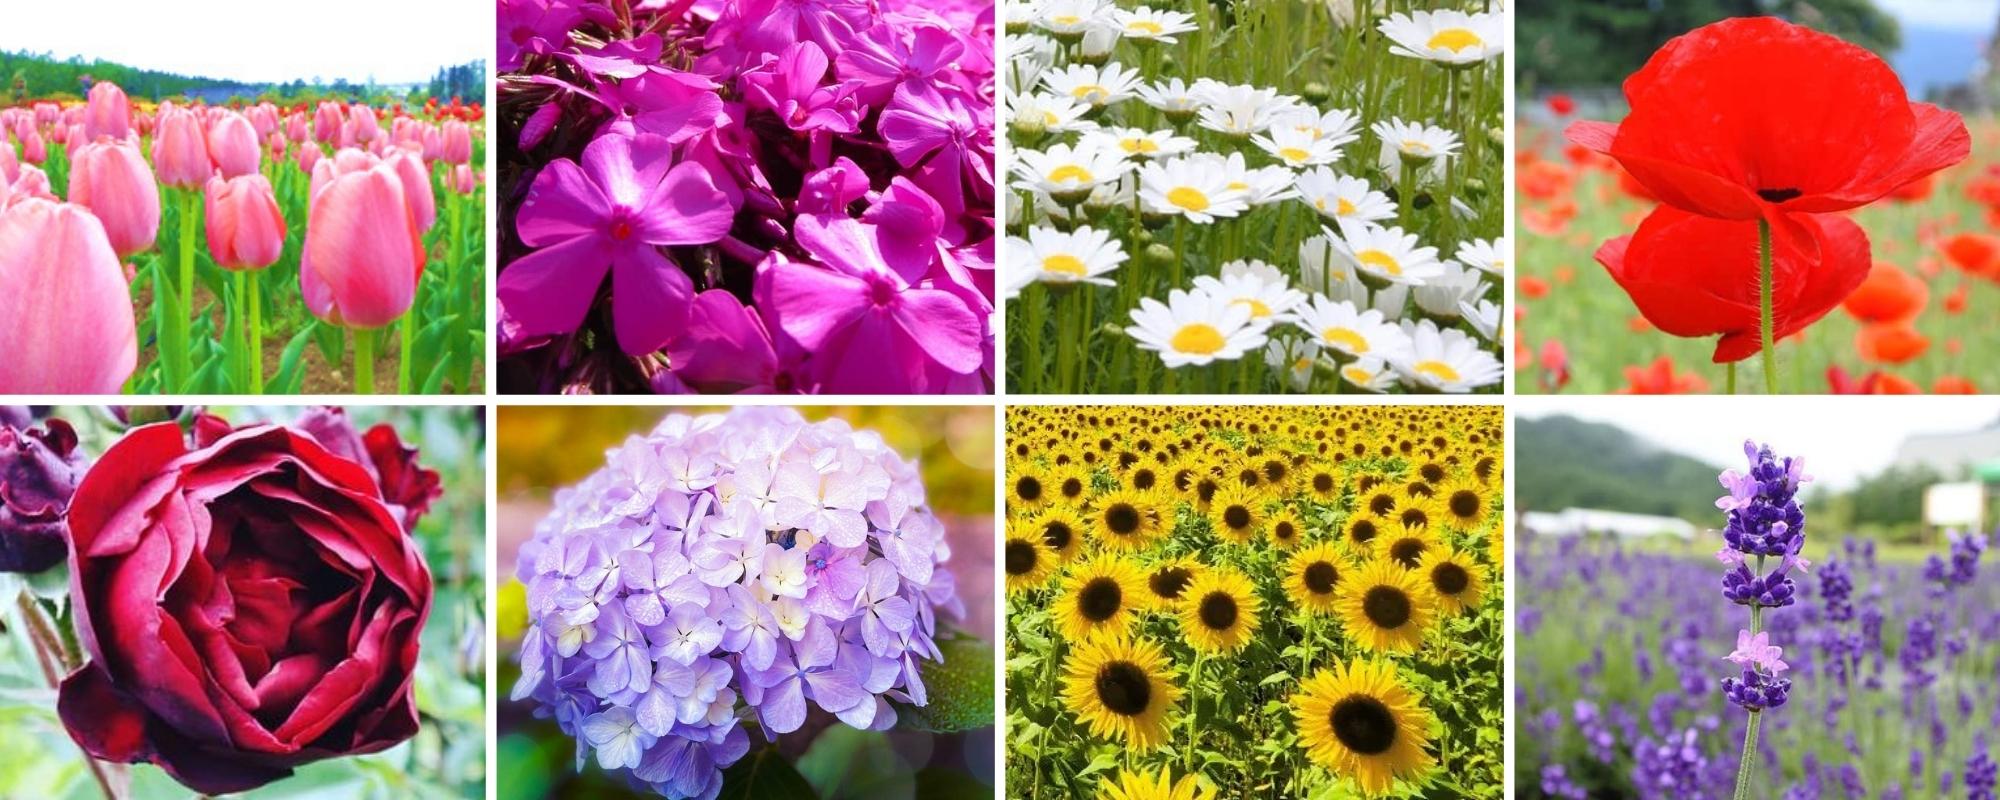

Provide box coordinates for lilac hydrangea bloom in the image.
[513,408,958,797]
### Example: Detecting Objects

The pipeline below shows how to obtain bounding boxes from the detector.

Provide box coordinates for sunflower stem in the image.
[1757,218,1776,394]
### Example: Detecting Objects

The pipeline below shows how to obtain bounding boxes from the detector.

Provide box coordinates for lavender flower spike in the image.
[1718,440,1807,800]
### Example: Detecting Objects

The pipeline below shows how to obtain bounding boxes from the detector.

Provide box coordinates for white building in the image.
[1521,508,1698,540]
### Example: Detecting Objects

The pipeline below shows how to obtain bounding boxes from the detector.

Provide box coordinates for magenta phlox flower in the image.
[742,42,864,138]
[835,22,966,107]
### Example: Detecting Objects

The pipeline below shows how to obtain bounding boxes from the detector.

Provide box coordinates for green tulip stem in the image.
[248,269,263,394]
[355,328,375,394]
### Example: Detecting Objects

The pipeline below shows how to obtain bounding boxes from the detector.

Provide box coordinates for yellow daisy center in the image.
[1167,186,1210,212]
[1278,147,1311,163]
[1048,164,1095,185]
[1071,85,1109,103]
[1356,249,1402,275]
[1230,297,1272,317]
[1336,198,1357,215]
[1322,327,1369,353]
[1128,20,1163,34]
[1343,365,1373,383]
[1120,137,1159,154]
[1426,28,1482,52]
[1043,254,1088,276]
[1043,111,1061,125]
[1415,360,1461,382]
[1225,181,1249,191]
[1294,357,1316,371]
[1170,323,1226,355]
[1052,14,1083,25]
[1402,140,1430,154]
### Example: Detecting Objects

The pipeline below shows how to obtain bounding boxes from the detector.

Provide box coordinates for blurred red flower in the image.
[1840,261,1928,323]
[1614,356,1710,394]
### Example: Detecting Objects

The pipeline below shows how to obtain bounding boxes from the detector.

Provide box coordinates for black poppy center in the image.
[1389,538,1427,568]
[1105,503,1141,535]
[1757,187,1802,203]
[1096,661,1153,716]
[1197,591,1238,631]
[1043,520,1074,552]
[1432,562,1470,595]
[1304,562,1338,594]
[1362,586,1412,628]
[1005,540,1038,575]
[1369,494,1396,516]
[1330,694,1399,755]
[1313,474,1335,493]
[1450,490,1480,518]
[1350,518,1378,545]
[1079,577,1123,621]
[1150,566,1193,599]
[1224,505,1251,530]
[1274,521,1296,541]
[1016,476,1043,502]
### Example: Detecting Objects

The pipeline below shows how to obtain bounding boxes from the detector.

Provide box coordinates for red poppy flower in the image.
[1934,375,1978,394]
[1944,284,1968,314]
[1840,261,1928,324]
[1537,339,1570,392]
[1566,17,1969,221]
[1888,174,1935,202]
[1546,93,1577,117]
[1615,356,1710,394]
[1520,275,1551,299]
[1597,205,1870,363]
[1943,232,2000,279]
[1854,322,1929,364]
[1827,366,1920,394]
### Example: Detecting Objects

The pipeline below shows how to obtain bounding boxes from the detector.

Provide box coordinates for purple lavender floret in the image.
[1720,667,1792,712]
[1967,737,1997,800]
[1817,558,1853,623]
[1716,441,1810,557]
[512,408,959,798]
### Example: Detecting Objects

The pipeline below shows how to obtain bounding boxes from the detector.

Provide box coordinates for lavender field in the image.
[1517,531,1998,799]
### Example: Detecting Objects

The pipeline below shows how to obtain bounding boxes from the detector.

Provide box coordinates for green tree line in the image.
[1519,0,1901,89]
[6,50,487,107]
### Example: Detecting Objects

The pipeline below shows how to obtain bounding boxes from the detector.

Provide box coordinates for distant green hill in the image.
[3,50,487,106]
[1515,414,1724,522]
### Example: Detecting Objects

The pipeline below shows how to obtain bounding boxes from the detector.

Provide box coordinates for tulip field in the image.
[0,83,486,394]
[1515,20,2000,395]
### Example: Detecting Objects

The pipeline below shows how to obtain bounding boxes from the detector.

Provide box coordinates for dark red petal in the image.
[362,424,442,530]
[58,662,150,763]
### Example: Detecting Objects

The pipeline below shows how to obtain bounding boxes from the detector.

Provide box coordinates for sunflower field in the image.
[1002,406,1505,799]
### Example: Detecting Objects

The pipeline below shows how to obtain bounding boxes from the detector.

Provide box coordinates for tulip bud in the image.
[450,164,477,195]
[0,200,138,392]
[0,417,84,573]
[301,152,423,328]
[69,140,162,258]
[21,130,45,165]
[204,174,285,270]
[151,107,211,189]
[85,82,131,142]
[297,140,325,173]
[207,112,261,179]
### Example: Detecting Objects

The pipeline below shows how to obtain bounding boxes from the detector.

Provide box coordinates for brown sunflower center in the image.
[1273,521,1296,541]
[1313,473,1335,493]
[1389,538,1427,568]
[1399,508,1430,530]
[1005,540,1039,575]
[1369,494,1396,516]
[1349,518,1378,545]
[1132,469,1157,491]
[1450,490,1481,518]
[1330,694,1398,755]
[1060,477,1086,500]
[1196,479,1219,505]
[1079,577,1123,621]
[1263,460,1287,483]
[1042,520,1074,552]
[1150,566,1193,599]
[1304,561,1338,594]
[1105,503,1141,535]
[1224,505,1251,530]
[1016,476,1044,502]
[1197,591,1238,631]
[1419,463,1446,484]
[1362,586,1412,628]
[1431,562,1470,595]
[1096,661,1153,716]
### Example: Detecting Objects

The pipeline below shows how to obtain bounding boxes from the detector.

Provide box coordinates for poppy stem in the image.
[1757,218,1776,394]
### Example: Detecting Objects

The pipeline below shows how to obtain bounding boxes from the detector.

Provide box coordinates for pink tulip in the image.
[151,107,211,189]
[9,166,55,204]
[314,101,343,144]
[85,81,131,142]
[48,123,69,145]
[21,131,45,165]
[388,149,436,234]
[32,102,58,127]
[68,140,161,258]
[301,151,424,328]
[203,174,285,270]
[0,199,139,392]
[349,104,379,143]
[285,112,308,145]
[442,120,472,165]
[206,112,260,179]
[449,163,477,195]
[0,145,16,184]
[267,131,286,161]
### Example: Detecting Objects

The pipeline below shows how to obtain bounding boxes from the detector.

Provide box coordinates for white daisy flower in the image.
[1138,156,1249,223]
[1297,234,1359,298]
[1041,62,1143,109]
[1113,7,1198,42]
[1338,356,1399,393]
[1456,236,1509,276]
[1005,0,1044,31]
[1371,117,1460,166]
[1390,320,1503,392]
[1136,78,1206,118]
[1126,288,1270,367]
[1252,126,1343,168]
[1193,84,1297,136]
[1292,296,1412,362]
[1264,338,1325,392]
[1294,167,1395,225]
[1378,10,1506,65]
[1034,0,1115,38]
[1029,173,1137,225]
[1083,126,1198,161]
[1410,260,1489,319]
[1012,141,1133,199]
[1459,298,1501,342]
[1197,151,1295,206]
[1221,258,1287,287]
[1006,92,1099,135]
[1331,223,1445,286]
[1007,225,1127,293]
[1002,34,1059,92]
[1193,270,1307,323]
[1079,25,1122,61]
[1272,106,1362,148]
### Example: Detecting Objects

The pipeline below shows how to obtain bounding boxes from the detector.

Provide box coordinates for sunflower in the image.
[1359,485,1400,518]
[1141,556,1204,610]
[1304,464,1341,502]
[1373,523,1437,570]
[1436,476,1494,531]
[1098,765,1216,800]
[1284,542,1349,614]
[1207,483,1262,543]
[1417,546,1489,615]
[1061,632,1183,750]
[1005,529,1056,594]
[1124,462,1164,494]
[1178,568,1261,654]
[1032,505,1087,563]
[1342,512,1386,554]
[1391,496,1439,533]
[1007,462,1051,513]
[1090,488,1165,551]
[1054,553,1149,641]
[1051,464,1093,507]
[1335,558,1437,653]
[1266,507,1305,550]
[1291,658,1437,795]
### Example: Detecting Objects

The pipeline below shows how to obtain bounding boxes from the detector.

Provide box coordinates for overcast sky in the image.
[0,0,488,85]
[1877,0,2000,28]
[1518,397,2000,490]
